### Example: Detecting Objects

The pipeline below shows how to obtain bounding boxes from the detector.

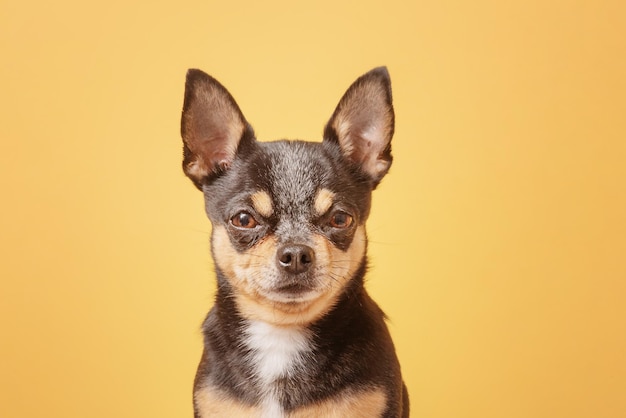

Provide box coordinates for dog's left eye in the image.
[329,211,353,229]
[231,212,258,229]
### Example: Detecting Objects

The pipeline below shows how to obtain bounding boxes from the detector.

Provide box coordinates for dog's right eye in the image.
[231,212,258,229]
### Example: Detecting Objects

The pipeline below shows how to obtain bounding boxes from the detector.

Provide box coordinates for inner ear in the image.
[323,67,395,185]
[181,69,254,189]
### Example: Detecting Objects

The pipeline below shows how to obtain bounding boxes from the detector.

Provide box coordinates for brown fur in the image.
[181,67,408,417]
[212,225,367,326]
[194,386,386,418]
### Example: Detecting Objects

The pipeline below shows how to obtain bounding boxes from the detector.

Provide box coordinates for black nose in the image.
[277,244,315,274]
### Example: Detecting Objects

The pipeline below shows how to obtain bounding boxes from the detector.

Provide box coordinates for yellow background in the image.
[1,0,625,417]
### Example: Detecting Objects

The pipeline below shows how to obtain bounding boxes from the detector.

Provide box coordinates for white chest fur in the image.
[243,320,312,417]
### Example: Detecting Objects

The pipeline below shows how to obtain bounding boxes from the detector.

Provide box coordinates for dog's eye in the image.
[231,212,258,229]
[329,211,353,229]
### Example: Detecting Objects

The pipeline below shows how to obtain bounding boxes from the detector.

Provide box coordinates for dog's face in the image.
[204,140,372,326]
[181,68,394,326]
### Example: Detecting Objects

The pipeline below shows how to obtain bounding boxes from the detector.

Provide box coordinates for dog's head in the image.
[181,68,394,326]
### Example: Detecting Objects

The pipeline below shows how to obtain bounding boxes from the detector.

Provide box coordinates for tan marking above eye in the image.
[251,190,274,218]
[314,188,335,216]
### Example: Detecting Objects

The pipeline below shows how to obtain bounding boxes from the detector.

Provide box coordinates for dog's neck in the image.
[243,320,312,417]
[204,261,390,414]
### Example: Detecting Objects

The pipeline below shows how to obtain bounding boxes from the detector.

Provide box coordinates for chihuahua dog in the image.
[180,67,408,417]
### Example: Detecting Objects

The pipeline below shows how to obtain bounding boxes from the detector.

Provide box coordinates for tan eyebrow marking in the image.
[314,188,335,216]
[250,190,273,217]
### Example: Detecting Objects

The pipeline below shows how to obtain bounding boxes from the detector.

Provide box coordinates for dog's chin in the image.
[260,285,324,305]
[235,278,340,325]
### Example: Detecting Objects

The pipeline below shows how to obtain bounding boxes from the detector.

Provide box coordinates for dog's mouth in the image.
[275,281,314,294]
[260,280,322,304]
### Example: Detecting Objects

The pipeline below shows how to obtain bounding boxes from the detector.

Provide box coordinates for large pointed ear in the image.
[323,67,394,185]
[180,69,254,189]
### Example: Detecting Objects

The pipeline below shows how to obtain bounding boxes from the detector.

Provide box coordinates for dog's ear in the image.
[181,69,254,189]
[324,67,394,186]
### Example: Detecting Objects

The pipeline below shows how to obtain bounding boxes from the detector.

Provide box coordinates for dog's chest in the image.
[243,320,312,417]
